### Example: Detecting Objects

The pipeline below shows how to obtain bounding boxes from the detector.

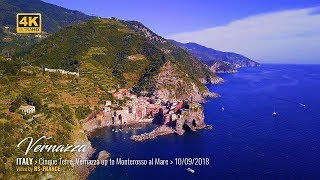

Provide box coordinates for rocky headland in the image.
[74,131,96,180]
[130,101,210,142]
[131,126,176,141]
[170,40,259,74]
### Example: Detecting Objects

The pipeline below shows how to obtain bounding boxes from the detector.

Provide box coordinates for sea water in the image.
[89,64,320,179]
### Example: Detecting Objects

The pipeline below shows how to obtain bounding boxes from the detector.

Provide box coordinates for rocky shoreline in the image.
[203,91,220,98]
[74,131,96,180]
[80,74,224,178]
[130,123,214,142]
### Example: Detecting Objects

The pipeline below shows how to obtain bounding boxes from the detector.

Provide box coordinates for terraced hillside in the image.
[0,0,93,57]
[24,18,218,97]
[0,17,221,179]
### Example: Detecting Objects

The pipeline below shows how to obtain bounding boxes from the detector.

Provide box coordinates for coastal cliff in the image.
[155,61,204,102]
[210,62,238,73]
[155,61,222,103]
[170,40,259,73]
[177,103,206,131]
[74,132,96,180]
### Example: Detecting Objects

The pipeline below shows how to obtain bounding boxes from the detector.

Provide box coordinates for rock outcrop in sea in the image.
[97,150,110,161]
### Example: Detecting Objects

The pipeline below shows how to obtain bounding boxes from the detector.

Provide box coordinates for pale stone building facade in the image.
[19,105,36,114]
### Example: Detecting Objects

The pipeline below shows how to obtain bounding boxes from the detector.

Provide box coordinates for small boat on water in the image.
[112,129,114,132]
[126,131,128,134]
[299,103,306,107]
[221,107,225,111]
[205,125,213,130]
[115,130,118,133]
[187,167,195,174]
[272,107,277,117]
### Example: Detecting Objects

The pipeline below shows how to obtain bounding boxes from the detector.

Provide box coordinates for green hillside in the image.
[0,0,93,57]
[0,7,220,179]
[0,0,92,32]
[24,18,166,94]
[23,18,220,96]
[124,20,219,93]
[0,18,217,178]
[0,59,98,179]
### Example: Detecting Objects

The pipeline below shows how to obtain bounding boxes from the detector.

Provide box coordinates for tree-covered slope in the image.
[0,0,92,32]
[0,0,93,57]
[123,21,221,85]
[24,18,220,98]
[24,18,166,94]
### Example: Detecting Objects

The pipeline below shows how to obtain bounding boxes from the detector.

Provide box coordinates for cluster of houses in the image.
[90,89,187,127]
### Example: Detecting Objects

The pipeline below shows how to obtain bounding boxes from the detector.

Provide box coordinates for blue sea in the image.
[88,64,320,180]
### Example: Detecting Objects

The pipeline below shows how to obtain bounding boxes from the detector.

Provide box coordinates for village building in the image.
[146,104,160,117]
[112,109,129,124]
[171,114,178,121]
[85,90,188,128]
[35,34,42,38]
[113,92,123,100]
[174,101,183,113]
[105,100,112,106]
[103,106,111,112]
[130,94,137,99]
[108,89,116,93]
[136,107,146,120]
[96,111,104,121]
[19,105,36,114]
[44,68,79,76]
[164,114,171,125]
[126,104,135,113]
[119,89,129,96]
[101,112,112,126]
[172,100,178,106]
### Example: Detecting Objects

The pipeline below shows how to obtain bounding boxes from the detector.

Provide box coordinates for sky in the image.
[44,0,320,64]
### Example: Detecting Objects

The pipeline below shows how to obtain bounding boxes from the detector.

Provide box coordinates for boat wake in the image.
[267,95,306,107]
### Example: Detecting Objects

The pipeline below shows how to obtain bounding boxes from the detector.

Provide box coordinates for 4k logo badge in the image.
[16,13,42,33]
